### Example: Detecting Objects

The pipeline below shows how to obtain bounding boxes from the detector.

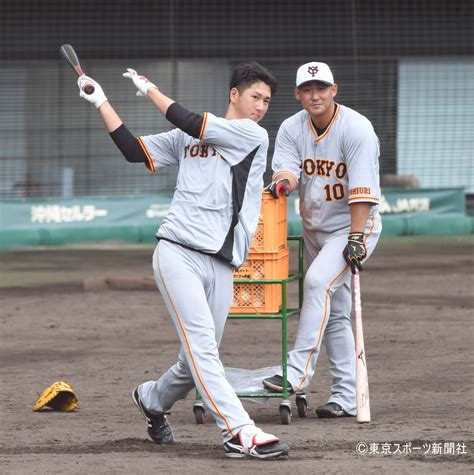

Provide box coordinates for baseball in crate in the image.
[231,248,289,313]
[230,192,289,314]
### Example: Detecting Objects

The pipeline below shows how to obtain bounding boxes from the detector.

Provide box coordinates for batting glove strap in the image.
[122,68,157,97]
[265,179,290,199]
[78,75,107,109]
[343,232,367,274]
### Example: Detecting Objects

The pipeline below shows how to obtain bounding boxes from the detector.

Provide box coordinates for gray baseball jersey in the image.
[140,112,268,267]
[271,103,382,414]
[273,104,381,232]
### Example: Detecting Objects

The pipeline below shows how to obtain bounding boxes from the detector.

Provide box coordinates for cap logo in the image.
[308,65,319,77]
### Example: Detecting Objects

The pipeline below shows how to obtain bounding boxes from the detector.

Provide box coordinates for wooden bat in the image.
[354,270,371,423]
[59,44,95,94]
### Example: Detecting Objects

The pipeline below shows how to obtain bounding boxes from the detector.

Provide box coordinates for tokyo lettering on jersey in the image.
[272,104,381,233]
[139,112,268,268]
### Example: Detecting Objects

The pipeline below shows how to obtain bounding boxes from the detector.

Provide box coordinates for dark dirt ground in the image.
[0,236,473,474]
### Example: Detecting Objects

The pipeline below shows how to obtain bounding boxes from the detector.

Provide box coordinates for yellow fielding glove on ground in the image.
[33,381,78,412]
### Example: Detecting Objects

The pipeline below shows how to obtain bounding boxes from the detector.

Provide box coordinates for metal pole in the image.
[281,280,288,396]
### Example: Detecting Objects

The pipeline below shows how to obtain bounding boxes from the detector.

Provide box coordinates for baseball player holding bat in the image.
[263,62,382,418]
[76,63,290,459]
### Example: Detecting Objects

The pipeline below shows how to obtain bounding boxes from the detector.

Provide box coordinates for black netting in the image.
[1,0,473,198]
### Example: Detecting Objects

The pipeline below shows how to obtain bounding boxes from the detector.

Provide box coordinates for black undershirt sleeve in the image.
[165,102,205,138]
[109,124,147,163]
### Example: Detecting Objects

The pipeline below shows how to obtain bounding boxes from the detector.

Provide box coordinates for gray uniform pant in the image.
[139,240,254,442]
[286,215,382,415]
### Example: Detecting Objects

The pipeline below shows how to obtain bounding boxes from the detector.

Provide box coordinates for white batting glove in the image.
[77,75,108,109]
[122,68,157,97]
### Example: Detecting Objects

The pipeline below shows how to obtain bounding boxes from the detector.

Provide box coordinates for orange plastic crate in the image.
[230,248,289,314]
[249,191,287,253]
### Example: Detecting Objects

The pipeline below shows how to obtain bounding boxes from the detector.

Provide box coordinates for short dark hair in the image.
[229,62,277,96]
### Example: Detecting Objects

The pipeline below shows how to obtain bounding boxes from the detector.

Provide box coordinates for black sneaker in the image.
[316,402,352,418]
[262,374,294,393]
[224,428,289,459]
[131,386,174,444]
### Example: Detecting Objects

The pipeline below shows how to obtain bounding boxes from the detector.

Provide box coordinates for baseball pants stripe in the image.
[286,216,381,414]
[294,265,347,393]
[140,241,254,441]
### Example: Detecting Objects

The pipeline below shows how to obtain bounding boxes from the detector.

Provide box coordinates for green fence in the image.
[1,188,472,249]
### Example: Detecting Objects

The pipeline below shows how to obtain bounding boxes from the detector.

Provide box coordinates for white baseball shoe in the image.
[223,425,289,459]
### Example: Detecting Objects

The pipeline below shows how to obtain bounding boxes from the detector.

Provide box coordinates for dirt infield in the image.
[0,236,472,474]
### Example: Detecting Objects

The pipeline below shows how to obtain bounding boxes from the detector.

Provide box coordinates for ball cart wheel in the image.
[193,404,206,424]
[279,403,292,425]
[296,394,309,418]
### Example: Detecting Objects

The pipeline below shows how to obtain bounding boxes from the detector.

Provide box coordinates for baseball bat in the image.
[59,44,95,94]
[354,270,371,423]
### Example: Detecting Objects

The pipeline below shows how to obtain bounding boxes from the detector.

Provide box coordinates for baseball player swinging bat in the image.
[354,270,371,423]
[59,44,95,94]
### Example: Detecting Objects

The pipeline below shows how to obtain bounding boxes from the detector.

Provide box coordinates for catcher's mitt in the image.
[33,381,78,412]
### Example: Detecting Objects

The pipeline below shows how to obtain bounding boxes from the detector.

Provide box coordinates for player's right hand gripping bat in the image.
[354,270,371,423]
[59,44,95,94]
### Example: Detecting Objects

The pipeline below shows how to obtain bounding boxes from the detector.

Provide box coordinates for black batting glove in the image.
[343,232,367,274]
[265,179,290,199]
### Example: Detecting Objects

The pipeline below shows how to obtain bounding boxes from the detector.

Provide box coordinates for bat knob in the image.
[83,84,95,95]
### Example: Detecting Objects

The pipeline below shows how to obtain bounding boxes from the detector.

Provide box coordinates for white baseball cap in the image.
[296,62,334,87]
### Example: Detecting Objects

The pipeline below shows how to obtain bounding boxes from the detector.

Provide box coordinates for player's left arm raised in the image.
[123,68,209,140]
